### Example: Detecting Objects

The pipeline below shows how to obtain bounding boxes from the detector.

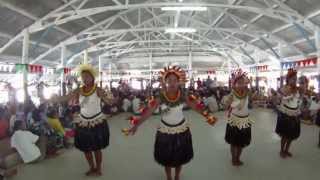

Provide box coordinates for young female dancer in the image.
[276,68,301,158]
[125,66,217,180]
[51,63,113,176]
[224,69,253,166]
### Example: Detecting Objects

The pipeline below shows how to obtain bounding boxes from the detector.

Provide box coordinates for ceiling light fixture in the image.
[161,6,207,11]
[165,28,196,33]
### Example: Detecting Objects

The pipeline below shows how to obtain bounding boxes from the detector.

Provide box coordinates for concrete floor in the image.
[8,109,320,180]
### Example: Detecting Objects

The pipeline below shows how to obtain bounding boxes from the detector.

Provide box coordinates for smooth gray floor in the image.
[8,109,320,180]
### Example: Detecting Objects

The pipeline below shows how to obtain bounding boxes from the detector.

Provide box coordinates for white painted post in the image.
[60,44,66,95]
[315,27,320,92]
[99,56,102,87]
[188,51,192,79]
[83,50,88,64]
[22,29,29,102]
[279,43,284,88]
[108,63,112,89]
[149,52,152,91]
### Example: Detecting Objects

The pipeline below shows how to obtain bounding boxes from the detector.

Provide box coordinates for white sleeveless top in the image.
[230,96,249,117]
[75,89,105,127]
[278,93,300,116]
[79,90,102,118]
[228,95,253,129]
[281,93,300,109]
[160,104,184,125]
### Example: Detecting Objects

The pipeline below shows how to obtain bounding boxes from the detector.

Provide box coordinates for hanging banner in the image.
[249,65,269,72]
[28,64,43,73]
[0,64,14,73]
[281,57,317,70]
[15,63,28,73]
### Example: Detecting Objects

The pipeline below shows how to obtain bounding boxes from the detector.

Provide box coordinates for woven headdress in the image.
[230,69,249,87]
[77,51,98,78]
[286,68,297,83]
[159,66,187,85]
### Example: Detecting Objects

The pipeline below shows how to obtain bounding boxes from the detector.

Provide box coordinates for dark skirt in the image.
[225,124,251,148]
[74,120,110,152]
[275,112,300,140]
[316,111,320,127]
[154,129,194,167]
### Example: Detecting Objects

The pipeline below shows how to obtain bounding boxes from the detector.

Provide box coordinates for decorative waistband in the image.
[283,104,299,110]
[227,113,253,129]
[74,113,106,128]
[277,104,300,117]
[161,119,185,127]
[80,112,102,120]
[158,120,189,134]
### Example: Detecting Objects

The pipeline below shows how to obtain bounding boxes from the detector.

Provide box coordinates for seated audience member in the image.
[0,112,9,139]
[11,121,41,163]
[122,97,132,112]
[206,93,219,113]
[46,107,65,137]
[132,95,141,115]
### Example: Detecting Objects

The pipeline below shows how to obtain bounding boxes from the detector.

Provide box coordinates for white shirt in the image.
[309,99,320,111]
[206,96,219,113]
[122,98,132,112]
[161,104,184,125]
[132,98,141,114]
[11,130,41,163]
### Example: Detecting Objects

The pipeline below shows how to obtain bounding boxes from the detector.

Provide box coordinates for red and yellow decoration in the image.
[121,128,130,136]
[188,94,218,125]
[129,116,140,126]
[80,83,97,96]
[163,90,181,103]
[148,96,157,108]
[122,116,141,136]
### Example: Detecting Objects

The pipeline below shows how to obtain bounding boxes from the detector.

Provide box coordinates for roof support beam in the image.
[0,0,81,55]
[28,2,302,33]
[260,37,281,59]
[0,0,73,36]
[239,46,255,64]
[292,22,317,52]
[202,0,241,36]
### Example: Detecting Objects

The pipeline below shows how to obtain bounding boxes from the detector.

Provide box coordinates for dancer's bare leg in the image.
[165,167,172,180]
[94,150,103,176]
[84,152,95,176]
[174,166,182,180]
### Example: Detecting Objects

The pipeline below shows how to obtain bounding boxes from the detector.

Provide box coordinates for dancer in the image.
[299,76,313,125]
[50,63,113,176]
[316,108,320,148]
[276,68,301,158]
[124,66,217,180]
[223,69,253,166]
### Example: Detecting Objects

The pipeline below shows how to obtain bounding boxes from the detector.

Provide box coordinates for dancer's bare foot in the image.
[238,160,244,166]
[174,176,180,180]
[232,160,243,166]
[85,168,96,176]
[285,151,293,157]
[280,151,287,158]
